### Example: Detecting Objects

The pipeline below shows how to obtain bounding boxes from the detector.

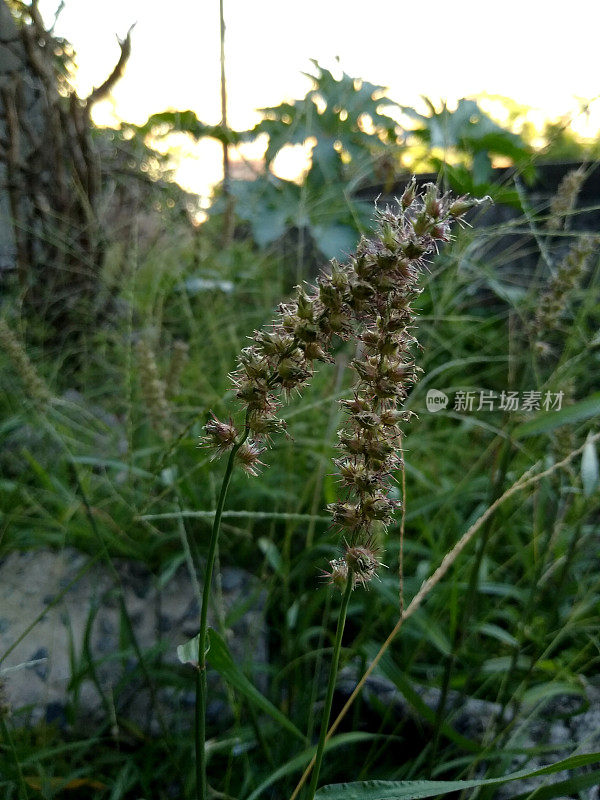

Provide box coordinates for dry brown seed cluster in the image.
[0,318,51,403]
[546,167,586,232]
[135,338,171,441]
[204,414,238,457]
[534,234,599,352]
[166,339,189,398]
[203,182,486,587]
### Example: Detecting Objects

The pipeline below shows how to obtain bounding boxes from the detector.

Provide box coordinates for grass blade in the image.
[178,629,306,743]
[314,752,600,799]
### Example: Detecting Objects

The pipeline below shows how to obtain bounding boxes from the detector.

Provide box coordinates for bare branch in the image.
[85,25,134,111]
[1,82,29,286]
[49,0,65,34]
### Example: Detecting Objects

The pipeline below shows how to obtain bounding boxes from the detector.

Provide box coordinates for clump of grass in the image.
[201,183,486,800]
[1,155,599,800]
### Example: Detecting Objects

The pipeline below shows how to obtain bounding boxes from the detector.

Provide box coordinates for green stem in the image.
[429,433,513,767]
[196,432,246,800]
[1,714,29,800]
[306,574,353,800]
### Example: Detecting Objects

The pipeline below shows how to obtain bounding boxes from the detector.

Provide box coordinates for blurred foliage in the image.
[138,62,545,259]
[254,59,401,181]
[400,97,535,205]
[136,64,600,266]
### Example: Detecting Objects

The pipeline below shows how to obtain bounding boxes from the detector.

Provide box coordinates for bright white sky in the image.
[39,0,600,201]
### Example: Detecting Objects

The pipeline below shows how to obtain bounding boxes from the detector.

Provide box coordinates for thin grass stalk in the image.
[429,433,514,766]
[196,428,248,800]
[482,484,564,774]
[306,573,353,800]
[0,714,29,800]
[459,486,554,800]
[219,0,234,247]
[305,590,333,745]
[455,519,593,786]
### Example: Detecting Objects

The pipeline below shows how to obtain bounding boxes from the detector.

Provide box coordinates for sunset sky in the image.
[38,0,600,201]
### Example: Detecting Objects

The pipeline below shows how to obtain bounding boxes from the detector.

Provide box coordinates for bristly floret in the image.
[235,440,267,477]
[323,544,385,591]
[203,414,238,458]
[345,545,384,588]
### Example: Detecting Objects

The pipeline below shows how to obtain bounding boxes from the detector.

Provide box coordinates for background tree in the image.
[0,0,131,344]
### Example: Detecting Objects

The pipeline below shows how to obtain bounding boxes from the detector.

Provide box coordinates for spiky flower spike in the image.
[0,318,51,403]
[203,182,486,581]
[166,339,189,398]
[325,184,489,586]
[546,167,586,232]
[533,233,599,352]
[135,338,171,442]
